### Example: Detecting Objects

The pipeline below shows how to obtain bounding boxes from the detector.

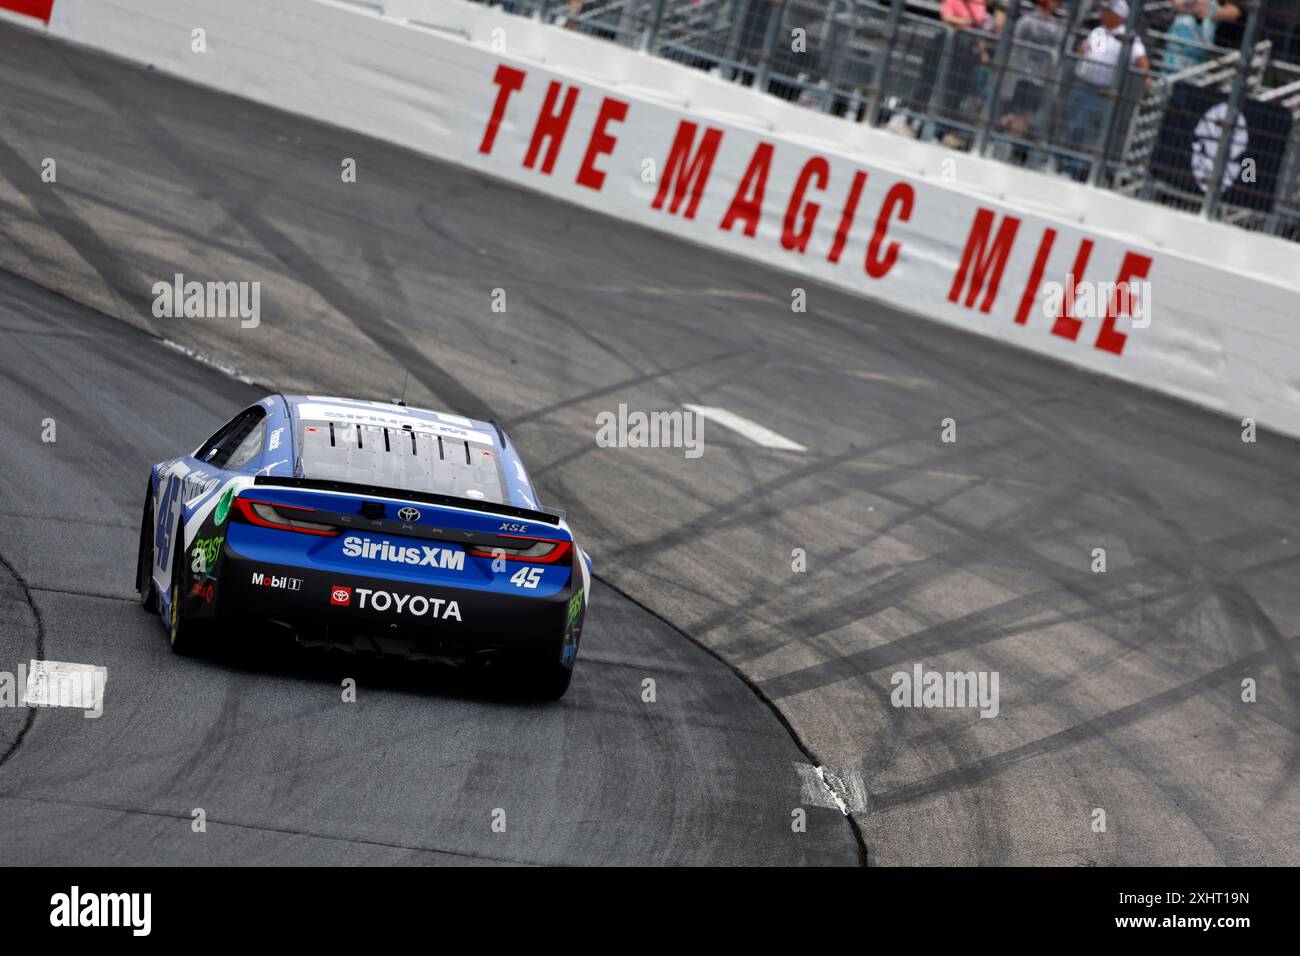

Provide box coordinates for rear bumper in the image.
[213,545,573,661]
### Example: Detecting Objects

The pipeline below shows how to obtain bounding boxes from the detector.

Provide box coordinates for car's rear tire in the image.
[137,485,158,614]
[167,528,207,656]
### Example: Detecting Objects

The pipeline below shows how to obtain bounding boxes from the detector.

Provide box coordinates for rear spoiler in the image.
[252,476,563,526]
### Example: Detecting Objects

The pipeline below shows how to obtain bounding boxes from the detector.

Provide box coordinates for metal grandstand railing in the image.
[1113,40,1272,201]
[470,0,1300,243]
[1236,60,1300,238]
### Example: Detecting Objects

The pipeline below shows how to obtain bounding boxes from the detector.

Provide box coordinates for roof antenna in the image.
[395,370,408,407]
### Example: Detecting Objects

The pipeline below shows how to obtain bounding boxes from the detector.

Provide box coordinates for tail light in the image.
[470,536,571,564]
[234,498,340,536]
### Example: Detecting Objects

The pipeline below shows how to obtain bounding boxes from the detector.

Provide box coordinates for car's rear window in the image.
[298,419,507,504]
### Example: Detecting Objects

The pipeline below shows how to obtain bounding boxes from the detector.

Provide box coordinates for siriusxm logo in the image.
[341,536,464,571]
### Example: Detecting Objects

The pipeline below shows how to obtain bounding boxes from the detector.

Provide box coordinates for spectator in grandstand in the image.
[940,0,992,32]
[1059,0,1151,180]
[937,0,1001,148]
[998,0,1065,161]
[559,0,586,29]
[979,3,1010,102]
[1163,1,1243,74]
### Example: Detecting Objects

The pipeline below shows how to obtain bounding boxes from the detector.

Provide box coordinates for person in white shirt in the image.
[1060,0,1152,180]
[1076,2,1150,86]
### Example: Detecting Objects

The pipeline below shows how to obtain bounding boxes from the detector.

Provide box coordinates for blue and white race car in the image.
[136,395,591,698]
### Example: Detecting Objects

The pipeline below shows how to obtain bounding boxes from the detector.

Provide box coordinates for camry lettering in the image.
[341,535,465,571]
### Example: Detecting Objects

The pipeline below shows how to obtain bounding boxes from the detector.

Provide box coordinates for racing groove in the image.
[0,20,1298,864]
[0,274,858,865]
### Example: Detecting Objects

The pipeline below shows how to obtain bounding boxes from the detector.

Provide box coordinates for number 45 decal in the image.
[510,567,544,589]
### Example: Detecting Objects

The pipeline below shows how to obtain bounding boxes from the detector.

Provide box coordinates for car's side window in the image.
[196,414,243,465]
[197,408,266,470]
[225,417,267,472]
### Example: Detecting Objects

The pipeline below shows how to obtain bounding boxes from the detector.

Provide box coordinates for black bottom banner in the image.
[1,865,1283,941]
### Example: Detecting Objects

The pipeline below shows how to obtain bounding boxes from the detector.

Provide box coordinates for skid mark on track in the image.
[58,49,486,420]
[0,793,536,865]
[0,137,153,328]
[868,640,1296,812]
[509,347,749,427]
[0,550,46,769]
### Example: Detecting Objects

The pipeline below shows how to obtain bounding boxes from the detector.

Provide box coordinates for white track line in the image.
[682,404,807,451]
[23,660,107,717]
[161,339,258,385]
[797,763,868,814]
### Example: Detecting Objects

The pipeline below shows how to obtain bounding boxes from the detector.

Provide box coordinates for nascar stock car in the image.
[136,395,592,698]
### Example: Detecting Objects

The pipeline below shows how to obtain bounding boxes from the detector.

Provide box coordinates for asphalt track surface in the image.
[1,21,1298,866]
[0,271,863,865]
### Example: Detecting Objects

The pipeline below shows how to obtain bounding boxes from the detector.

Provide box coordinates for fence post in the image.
[975,0,1022,156]
[1204,4,1264,220]
[821,0,850,114]
[754,0,788,97]
[1262,120,1300,236]
[866,0,907,127]
[1087,1,1141,187]
[922,27,956,141]
[641,0,668,52]
[722,1,751,82]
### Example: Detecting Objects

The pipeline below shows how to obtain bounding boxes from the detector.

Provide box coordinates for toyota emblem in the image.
[398,506,421,522]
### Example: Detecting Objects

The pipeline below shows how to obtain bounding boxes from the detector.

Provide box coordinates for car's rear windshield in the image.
[298,419,508,504]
